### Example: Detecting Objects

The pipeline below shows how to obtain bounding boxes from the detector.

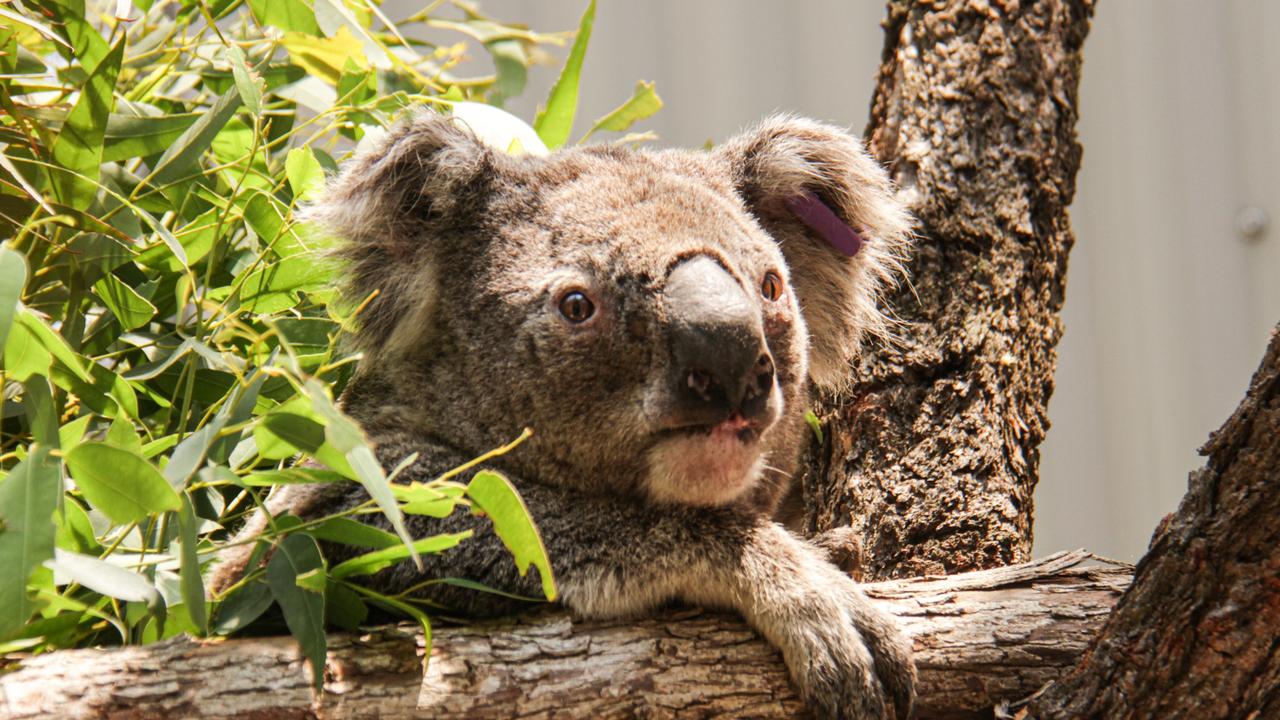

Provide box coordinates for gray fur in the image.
[209,111,915,719]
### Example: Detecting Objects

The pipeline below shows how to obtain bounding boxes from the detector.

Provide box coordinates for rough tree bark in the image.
[0,552,1130,720]
[802,0,1096,580]
[1022,326,1280,719]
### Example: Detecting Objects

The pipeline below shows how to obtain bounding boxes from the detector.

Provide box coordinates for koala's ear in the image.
[306,110,498,357]
[716,115,913,389]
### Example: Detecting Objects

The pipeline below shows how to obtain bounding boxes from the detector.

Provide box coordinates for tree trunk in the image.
[0,552,1129,720]
[801,0,1096,580]
[1023,326,1280,719]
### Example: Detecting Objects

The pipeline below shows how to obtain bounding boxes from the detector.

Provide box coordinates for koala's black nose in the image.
[664,256,776,424]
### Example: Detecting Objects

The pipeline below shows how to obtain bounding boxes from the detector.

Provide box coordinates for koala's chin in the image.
[644,387,785,507]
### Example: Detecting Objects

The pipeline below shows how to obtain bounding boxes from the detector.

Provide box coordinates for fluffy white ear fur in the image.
[716,115,913,389]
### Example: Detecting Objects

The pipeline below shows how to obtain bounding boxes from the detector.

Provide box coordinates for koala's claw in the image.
[760,552,915,720]
[789,610,915,720]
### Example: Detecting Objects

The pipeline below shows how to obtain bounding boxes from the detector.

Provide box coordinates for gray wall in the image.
[394,1,1280,562]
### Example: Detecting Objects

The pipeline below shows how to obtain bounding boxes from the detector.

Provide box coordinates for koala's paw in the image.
[808,525,863,576]
[765,563,915,720]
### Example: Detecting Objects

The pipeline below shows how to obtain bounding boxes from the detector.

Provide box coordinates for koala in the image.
[210,111,915,720]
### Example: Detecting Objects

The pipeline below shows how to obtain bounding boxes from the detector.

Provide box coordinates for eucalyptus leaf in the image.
[50,36,123,210]
[266,533,327,688]
[466,471,558,601]
[0,246,28,350]
[534,0,595,149]
[0,446,59,639]
[47,549,158,605]
[65,442,182,524]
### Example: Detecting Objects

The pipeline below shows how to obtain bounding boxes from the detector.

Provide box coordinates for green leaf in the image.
[65,442,182,524]
[239,467,348,486]
[0,245,28,350]
[148,85,243,191]
[212,580,273,634]
[2,316,51,382]
[804,409,824,445]
[305,381,422,572]
[22,375,59,448]
[58,415,93,453]
[254,412,325,459]
[238,254,332,314]
[266,533,326,688]
[7,310,90,383]
[285,147,325,203]
[226,46,262,117]
[163,417,226,488]
[281,27,366,84]
[294,567,326,593]
[485,39,527,108]
[329,531,472,580]
[54,498,98,555]
[176,494,208,635]
[48,548,158,604]
[392,482,464,518]
[0,446,59,639]
[102,113,200,163]
[247,0,321,34]
[533,0,595,149]
[105,414,143,455]
[309,517,399,549]
[49,36,123,210]
[241,191,306,258]
[582,80,662,141]
[324,582,366,630]
[466,470,557,601]
[93,272,157,331]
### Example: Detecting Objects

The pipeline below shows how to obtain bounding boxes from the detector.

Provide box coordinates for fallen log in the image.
[0,551,1128,720]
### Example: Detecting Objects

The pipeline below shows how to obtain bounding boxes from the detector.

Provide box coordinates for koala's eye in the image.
[761,272,784,302]
[558,291,595,323]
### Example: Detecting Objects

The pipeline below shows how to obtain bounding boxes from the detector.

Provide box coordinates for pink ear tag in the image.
[783,190,865,257]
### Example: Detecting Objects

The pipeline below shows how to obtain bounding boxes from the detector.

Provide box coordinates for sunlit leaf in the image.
[65,443,182,524]
[286,148,325,203]
[50,37,123,210]
[582,80,662,141]
[93,273,157,331]
[47,549,158,605]
[226,46,263,117]
[0,446,59,639]
[330,531,472,580]
[0,246,28,350]
[534,0,595,149]
[247,0,320,35]
[281,28,367,85]
[149,86,242,193]
[466,471,557,601]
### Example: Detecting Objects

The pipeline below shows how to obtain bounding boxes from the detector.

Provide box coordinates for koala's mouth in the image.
[662,413,762,444]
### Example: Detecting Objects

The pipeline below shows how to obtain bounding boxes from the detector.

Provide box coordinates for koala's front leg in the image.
[512,484,915,720]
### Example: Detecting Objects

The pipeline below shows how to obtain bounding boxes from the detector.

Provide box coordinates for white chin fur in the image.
[644,432,765,506]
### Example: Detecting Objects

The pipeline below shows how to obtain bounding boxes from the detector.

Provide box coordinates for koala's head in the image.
[311,111,910,507]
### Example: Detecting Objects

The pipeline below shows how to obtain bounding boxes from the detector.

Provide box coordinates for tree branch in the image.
[0,552,1128,720]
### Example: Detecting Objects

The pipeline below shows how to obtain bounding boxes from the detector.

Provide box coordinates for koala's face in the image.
[316,113,911,508]
[470,156,810,506]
